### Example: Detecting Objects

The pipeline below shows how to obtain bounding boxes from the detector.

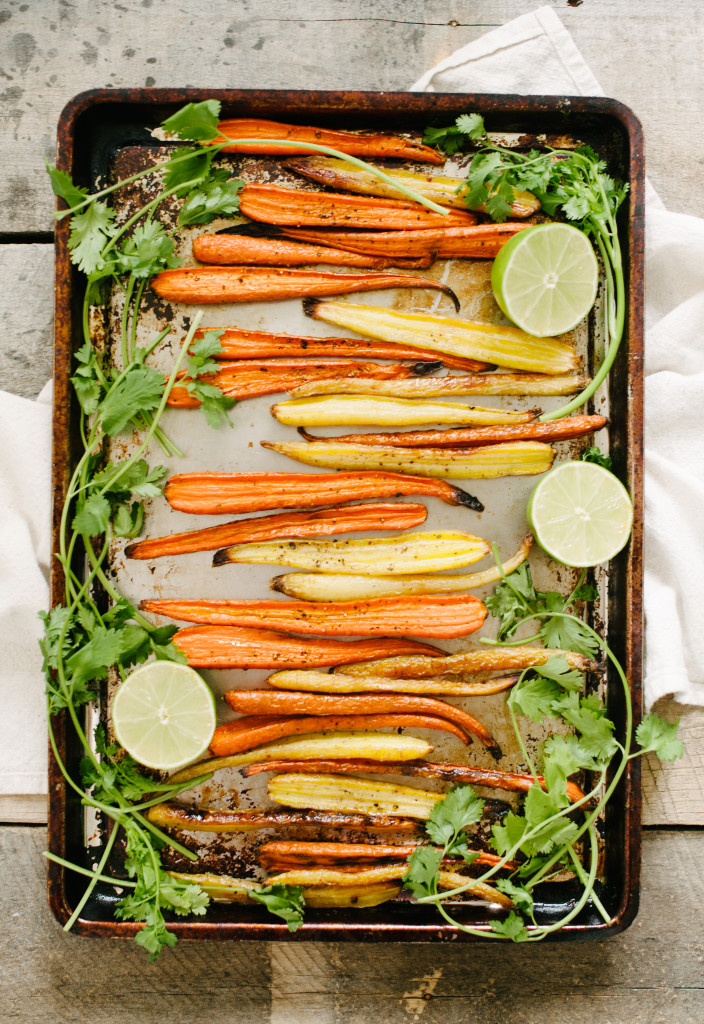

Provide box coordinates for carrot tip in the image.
[452,486,484,513]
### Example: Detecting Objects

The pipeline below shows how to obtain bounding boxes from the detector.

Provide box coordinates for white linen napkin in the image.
[2,7,702,799]
[411,5,704,708]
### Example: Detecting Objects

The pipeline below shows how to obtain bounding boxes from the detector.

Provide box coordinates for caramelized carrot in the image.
[192,233,432,269]
[195,326,489,372]
[209,713,468,756]
[243,759,585,804]
[279,223,527,259]
[125,502,428,560]
[166,359,417,405]
[151,266,460,308]
[298,415,609,449]
[222,692,498,752]
[148,802,423,834]
[238,184,476,230]
[173,625,443,670]
[140,594,487,639]
[213,119,445,163]
[164,471,484,515]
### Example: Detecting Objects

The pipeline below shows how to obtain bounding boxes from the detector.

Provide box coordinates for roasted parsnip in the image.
[271,534,533,601]
[261,438,555,480]
[305,298,579,374]
[212,530,491,574]
[271,394,538,427]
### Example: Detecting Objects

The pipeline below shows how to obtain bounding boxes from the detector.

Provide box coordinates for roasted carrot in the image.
[265,669,519,696]
[297,414,608,449]
[164,471,484,515]
[257,840,509,870]
[213,119,445,163]
[148,802,424,834]
[125,502,428,561]
[338,645,596,678]
[194,325,489,372]
[278,223,527,259]
[238,184,476,230]
[222,691,498,752]
[173,625,443,671]
[209,713,469,756]
[151,266,460,308]
[140,594,487,639]
[166,359,418,405]
[243,759,585,804]
[192,232,432,269]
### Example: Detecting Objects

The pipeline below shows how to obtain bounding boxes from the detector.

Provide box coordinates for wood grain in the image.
[0,0,702,233]
[1,826,703,1023]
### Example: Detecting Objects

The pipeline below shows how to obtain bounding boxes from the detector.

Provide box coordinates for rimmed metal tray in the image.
[49,88,644,942]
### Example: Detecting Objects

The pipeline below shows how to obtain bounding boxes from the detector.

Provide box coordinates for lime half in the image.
[491,223,599,336]
[527,461,633,567]
[112,662,216,770]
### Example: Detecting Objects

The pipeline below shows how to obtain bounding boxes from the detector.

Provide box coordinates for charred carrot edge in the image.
[279,223,527,259]
[242,759,585,804]
[151,266,460,310]
[192,233,433,269]
[141,594,487,639]
[213,119,445,163]
[173,625,443,672]
[164,471,484,515]
[209,713,468,757]
[167,359,418,405]
[238,184,476,230]
[298,414,609,449]
[223,691,498,754]
[196,326,489,372]
[148,802,424,834]
[125,502,428,560]
[257,840,512,870]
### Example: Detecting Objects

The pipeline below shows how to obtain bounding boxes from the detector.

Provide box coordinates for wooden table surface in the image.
[1,2,702,1021]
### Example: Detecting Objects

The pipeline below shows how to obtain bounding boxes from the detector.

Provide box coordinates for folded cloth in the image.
[0,383,52,795]
[412,6,704,708]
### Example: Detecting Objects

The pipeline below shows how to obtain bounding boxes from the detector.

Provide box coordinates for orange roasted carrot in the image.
[192,233,432,269]
[223,692,498,753]
[238,184,476,230]
[243,759,585,804]
[125,502,428,560]
[164,471,484,515]
[173,625,443,670]
[140,594,487,639]
[279,223,527,259]
[213,119,445,163]
[195,326,488,372]
[167,359,418,406]
[298,415,609,449]
[209,713,468,756]
[256,840,508,869]
[151,266,460,308]
[148,802,423,834]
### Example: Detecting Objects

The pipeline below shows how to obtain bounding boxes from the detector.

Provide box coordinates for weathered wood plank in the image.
[0,0,702,232]
[0,244,53,398]
[1,826,703,1023]
[643,697,704,826]
[0,795,46,824]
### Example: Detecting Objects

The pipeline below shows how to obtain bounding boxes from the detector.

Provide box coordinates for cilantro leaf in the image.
[161,100,222,142]
[115,221,180,278]
[162,147,215,192]
[508,675,562,722]
[581,445,613,470]
[551,691,618,763]
[422,124,466,156]
[495,879,534,915]
[72,493,111,536]
[539,612,598,659]
[250,884,305,932]
[46,162,90,210]
[455,113,486,141]
[178,168,244,226]
[490,911,530,942]
[99,366,165,435]
[534,654,584,691]
[68,201,116,276]
[635,713,684,762]
[403,845,443,899]
[425,785,485,850]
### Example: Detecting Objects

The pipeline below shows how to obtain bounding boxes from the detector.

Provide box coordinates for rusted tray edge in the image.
[48,87,645,941]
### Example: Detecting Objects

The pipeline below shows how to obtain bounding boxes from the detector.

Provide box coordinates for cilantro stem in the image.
[43,851,137,889]
[63,824,119,931]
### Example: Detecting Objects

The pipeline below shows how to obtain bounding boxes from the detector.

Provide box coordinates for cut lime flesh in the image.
[112,662,216,771]
[491,223,599,337]
[527,461,633,567]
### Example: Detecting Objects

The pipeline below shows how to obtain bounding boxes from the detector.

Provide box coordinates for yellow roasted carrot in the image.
[148,802,423,834]
[338,645,595,678]
[289,373,591,399]
[271,395,538,427]
[264,670,518,696]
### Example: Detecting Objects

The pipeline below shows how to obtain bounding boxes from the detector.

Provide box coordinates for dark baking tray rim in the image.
[49,87,645,942]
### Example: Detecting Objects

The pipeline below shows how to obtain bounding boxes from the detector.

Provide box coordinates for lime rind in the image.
[527,461,633,567]
[112,662,217,770]
[491,223,599,337]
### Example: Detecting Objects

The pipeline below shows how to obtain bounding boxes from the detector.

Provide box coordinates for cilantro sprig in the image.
[423,112,629,421]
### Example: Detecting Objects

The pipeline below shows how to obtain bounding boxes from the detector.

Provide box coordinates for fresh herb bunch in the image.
[423,112,629,421]
[43,100,452,956]
[404,567,683,942]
